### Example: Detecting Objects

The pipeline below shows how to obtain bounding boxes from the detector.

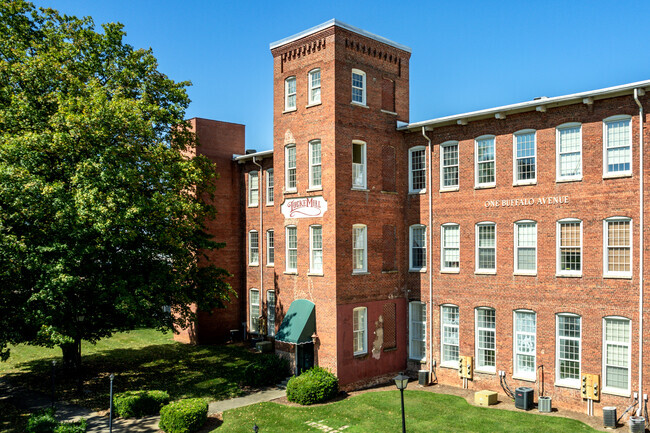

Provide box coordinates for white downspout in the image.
[252,157,264,328]
[421,127,434,381]
[634,88,644,413]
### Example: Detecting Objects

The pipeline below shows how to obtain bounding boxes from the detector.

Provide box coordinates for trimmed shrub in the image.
[114,390,170,418]
[286,366,338,405]
[242,354,290,387]
[158,399,208,433]
[27,408,58,433]
[53,419,87,433]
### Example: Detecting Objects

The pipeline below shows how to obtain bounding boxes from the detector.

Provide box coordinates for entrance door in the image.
[297,342,314,374]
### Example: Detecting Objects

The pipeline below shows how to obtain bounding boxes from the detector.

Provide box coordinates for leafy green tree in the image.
[0,1,232,369]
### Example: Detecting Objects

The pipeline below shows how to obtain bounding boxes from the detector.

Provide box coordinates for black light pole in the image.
[51,360,56,408]
[109,373,114,433]
[393,372,409,433]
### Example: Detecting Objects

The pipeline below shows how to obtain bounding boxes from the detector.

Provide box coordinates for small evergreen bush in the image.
[158,398,208,433]
[286,366,338,405]
[242,354,289,387]
[114,390,170,418]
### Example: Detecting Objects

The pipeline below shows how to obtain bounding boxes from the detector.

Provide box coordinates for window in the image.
[267,291,276,337]
[513,310,536,380]
[441,141,459,190]
[475,307,496,372]
[409,146,426,193]
[603,317,631,394]
[353,307,367,355]
[556,314,581,387]
[476,222,496,273]
[352,141,366,189]
[441,305,459,367]
[308,69,321,105]
[556,123,582,181]
[557,219,582,276]
[250,289,260,333]
[409,225,426,271]
[513,130,536,184]
[309,140,322,189]
[352,225,367,273]
[441,223,460,271]
[248,171,259,206]
[604,115,632,176]
[409,302,426,361]
[351,69,366,105]
[267,230,274,266]
[604,217,632,277]
[266,169,274,204]
[514,221,537,274]
[284,76,296,111]
[310,225,323,274]
[249,230,259,265]
[285,145,296,192]
[286,226,297,272]
[475,135,495,187]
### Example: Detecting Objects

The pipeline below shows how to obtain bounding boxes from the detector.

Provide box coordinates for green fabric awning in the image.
[275,299,316,344]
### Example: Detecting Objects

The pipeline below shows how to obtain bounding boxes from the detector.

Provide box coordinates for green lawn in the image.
[214,391,598,433]
[0,329,261,411]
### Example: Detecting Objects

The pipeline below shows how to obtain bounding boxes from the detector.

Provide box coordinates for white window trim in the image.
[284,76,296,112]
[603,115,633,178]
[352,224,367,273]
[512,309,537,381]
[441,223,460,273]
[266,229,274,266]
[308,68,321,105]
[308,139,322,190]
[352,140,367,190]
[285,225,297,273]
[285,144,297,193]
[475,135,496,188]
[353,306,367,355]
[555,313,582,389]
[440,140,459,191]
[249,288,260,334]
[475,307,496,374]
[310,225,323,274]
[266,169,274,205]
[602,316,632,396]
[513,220,537,275]
[248,171,259,207]
[267,290,276,337]
[409,224,427,272]
[409,301,426,361]
[556,122,583,182]
[408,145,427,194]
[475,221,496,274]
[440,304,460,368]
[603,216,633,278]
[248,230,259,266]
[351,68,367,106]
[512,129,537,186]
[556,218,582,277]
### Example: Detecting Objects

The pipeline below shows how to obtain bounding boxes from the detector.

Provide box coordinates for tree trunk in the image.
[60,338,82,372]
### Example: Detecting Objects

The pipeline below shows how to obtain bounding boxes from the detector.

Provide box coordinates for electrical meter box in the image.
[581,374,600,401]
[458,356,473,379]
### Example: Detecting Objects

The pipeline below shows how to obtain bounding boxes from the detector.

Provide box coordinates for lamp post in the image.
[393,372,409,433]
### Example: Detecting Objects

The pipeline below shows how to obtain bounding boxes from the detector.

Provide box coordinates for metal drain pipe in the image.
[421,127,433,381]
[634,88,645,413]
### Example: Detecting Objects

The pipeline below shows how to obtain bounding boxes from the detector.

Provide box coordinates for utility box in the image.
[418,370,430,386]
[256,340,272,353]
[458,356,473,379]
[581,374,600,401]
[475,390,498,406]
[515,387,534,410]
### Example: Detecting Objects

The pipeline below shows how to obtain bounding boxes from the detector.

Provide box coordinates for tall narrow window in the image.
[603,317,631,393]
[351,69,366,105]
[308,69,321,105]
[556,314,581,387]
[475,136,495,187]
[409,302,426,361]
[604,217,632,277]
[352,141,366,189]
[409,146,426,193]
[266,169,274,205]
[409,224,426,271]
[604,116,632,176]
[249,230,259,265]
[514,221,537,274]
[248,171,259,206]
[266,230,274,266]
[557,123,582,181]
[514,130,536,184]
[267,291,276,337]
[441,305,459,367]
[514,310,536,380]
[309,140,322,189]
[250,289,260,333]
[352,224,367,273]
[285,76,296,111]
[475,307,496,372]
[381,78,395,112]
[353,307,367,355]
[441,141,459,190]
[476,222,496,273]
[286,226,297,272]
[441,223,460,271]
[310,225,323,274]
[285,145,296,192]
[557,219,582,276]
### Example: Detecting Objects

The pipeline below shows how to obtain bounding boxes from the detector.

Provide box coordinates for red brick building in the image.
[179,20,650,416]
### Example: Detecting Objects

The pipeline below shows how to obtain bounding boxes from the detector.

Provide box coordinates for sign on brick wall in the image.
[281,196,328,218]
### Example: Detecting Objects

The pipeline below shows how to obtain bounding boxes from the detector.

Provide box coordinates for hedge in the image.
[114,390,170,418]
[158,398,208,433]
[286,366,338,405]
[241,354,289,387]
[26,408,86,433]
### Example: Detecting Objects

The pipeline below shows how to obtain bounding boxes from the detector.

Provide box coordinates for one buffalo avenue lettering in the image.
[281,196,328,218]
[484,195,569,208]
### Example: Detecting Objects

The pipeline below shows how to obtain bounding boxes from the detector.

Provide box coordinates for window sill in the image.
[351,187,369,191]
[602,388,631,398]
[556,177,582,183]
[248,204,259,208]
[514,271,537,277]
[266,202,274,207]
[409,268,427,273]
[382,270,398,274]
[352,271,369,275]
[440,269,460,274]
[354,352,368,359]
[305,102,322,108]
[554,381,579,390]
[604,274,633,280]
[513,181,537,187]
[383,347,398,352]
[440,363,458,370]
[408,357,427,363]
[475,369,496,375]
[475,270,496,275]
[283,271,298,275]
[381,190,398,195]
[307,272,324,277]
[603,172,632,180]
[351,101,369,108]
[306,187,323,192]
[408,190,426,195]
[266,264,274,268]
[380,109,397,115]
[284,189,298,195]
[249,264,259,267]
[283,108,297,114]
[512,375,536,383]
[475,184,496,190]
[556,273,582,278]
[440,187,459,193]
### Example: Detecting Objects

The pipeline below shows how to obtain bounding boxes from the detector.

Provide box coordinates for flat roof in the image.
[270,19,411,53]
[233,149,273,163]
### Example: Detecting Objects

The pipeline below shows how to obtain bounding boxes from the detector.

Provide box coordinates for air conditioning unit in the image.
[418,370,429,386]
[515,387,534,411]
[538,396,552,413]
[602,406,616,429]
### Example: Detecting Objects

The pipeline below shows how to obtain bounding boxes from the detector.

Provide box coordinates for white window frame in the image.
[352,224,367,273]
[248,230,259,266]
[440,304,460,368]
[475,222,496,274]
[285,225,297,273]
[514,220,537,275]
[285,144,296,192]
[353,306,367,355]
[310,225,323,274]
[556,122,583,182]
[352,140,367,190]
[475,307,496,373]
[309,139,322,189]
[267,290,276,337]
[602,316,632,396]
[556,218,582,277]
[603,115,633,178]
[475,135,496,188]
[409,301,426,361]
[440,140,459,191]
[248,171,259,207]
[441,223,460,272]
[284,76,296,111]
[266,169,274,205]
[513,310,536,381]
[351,69,366,106]
[513,129,537,185]
[308,68,321,105]
[249,288,260,334]
[408,146,427,194]
[603,216,633,278]
[409,224,427,272]
[266,229,274,266]
[555,313,582,388]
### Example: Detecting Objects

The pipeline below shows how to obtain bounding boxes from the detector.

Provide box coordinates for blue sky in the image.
[35,0,650,151]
